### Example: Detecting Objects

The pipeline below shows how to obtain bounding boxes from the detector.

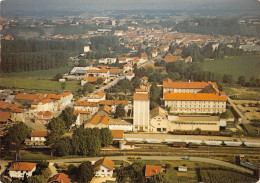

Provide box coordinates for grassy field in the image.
[0,77,81,91]
[223,85,260,100]
[0,66,71,79]
[203,55,260,80]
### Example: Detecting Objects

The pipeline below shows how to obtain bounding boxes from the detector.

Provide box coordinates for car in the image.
[128,155,135,159]
[136,157,142,160]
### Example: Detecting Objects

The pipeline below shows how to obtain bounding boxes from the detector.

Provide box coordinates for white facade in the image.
[95,165,113,177]
[150,115,169,132]
[109,124,133,132]
[133,97,150,131]
[9,167,36,178]
[99,58,117,64]
[84,46,90,53]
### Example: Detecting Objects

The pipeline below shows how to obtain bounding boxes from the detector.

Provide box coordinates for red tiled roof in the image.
[93,158,114,170]
[88,69,109,73]
[110,130,124,139]
[83,77,106,83]
[15,93,39,101]
[145,165,161,177]
[74,101,99,107]
[48,173,71,183]
[8,162,37,171]
[99,100,128,106]
[164,92,227,101]
[31,99,53,105]
[0,111,11,122]
[47,94,61,100]
[163,81,218,89]
[31,130,48,137]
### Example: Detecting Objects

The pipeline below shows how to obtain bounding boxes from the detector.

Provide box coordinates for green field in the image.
[0,66,71,78]
[0,77,80,91]
[203,55,260,80]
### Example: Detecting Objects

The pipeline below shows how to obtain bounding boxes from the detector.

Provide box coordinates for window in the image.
[157,128,161,132]
[107,170,110,172]
[163,128,166,131]
[102,170,104,172]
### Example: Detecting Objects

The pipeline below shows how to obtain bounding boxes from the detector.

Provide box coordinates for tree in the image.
[97,78,104,85]
[117,162,145,183]
[60,107,77,130]
[100,128,113,147]
[83,83,94,94]
[237,75,246,86]
[61,82,66,90]
[3,122,30,153]
[223,74,233,84]
[78,59,87,67]
[78,161,94,183]
[52,137,72,157]
[115,105,126,118]
[153,172,169,183]
[132,76,141,89]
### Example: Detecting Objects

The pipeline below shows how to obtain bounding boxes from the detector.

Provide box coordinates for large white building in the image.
[133,92,150,131]
[163,80,227,114]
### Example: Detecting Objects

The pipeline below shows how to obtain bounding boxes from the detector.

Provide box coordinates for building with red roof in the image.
[8,162,37,178]
[145,165,161,179]
[48,173,71,183]
[94,158,114,177]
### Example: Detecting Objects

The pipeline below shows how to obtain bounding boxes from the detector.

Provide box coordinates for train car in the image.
[204,140,223,146]
[173,142,187,148]
[244,142,260,148]
[224,141,243,146]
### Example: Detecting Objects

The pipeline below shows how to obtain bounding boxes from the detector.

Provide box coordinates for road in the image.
[45,156,253,175]
[227,96,250,124]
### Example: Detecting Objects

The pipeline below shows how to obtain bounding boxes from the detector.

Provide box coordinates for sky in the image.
[1,0,260,16]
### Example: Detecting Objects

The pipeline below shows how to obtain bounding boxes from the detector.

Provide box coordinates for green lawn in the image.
[203,55,260,80]
[0,77,80,91]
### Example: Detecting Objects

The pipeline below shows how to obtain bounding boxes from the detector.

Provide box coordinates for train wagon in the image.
[173,142,187,148]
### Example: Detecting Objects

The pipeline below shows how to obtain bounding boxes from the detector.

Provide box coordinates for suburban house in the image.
[84,115,110,129]
[145,165,162,180]
[8,162,37,178]
[25,130,47,146]
[74,101,99,114]
[48,173,71,183]
[34,111,53,124]
[110,130,124,141]
[150,107,169,132]
[94,158,114,177]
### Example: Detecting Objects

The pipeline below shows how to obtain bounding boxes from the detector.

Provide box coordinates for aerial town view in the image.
[0,0,259,182]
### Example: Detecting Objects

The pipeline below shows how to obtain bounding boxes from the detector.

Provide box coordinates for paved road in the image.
[45,156,253,175]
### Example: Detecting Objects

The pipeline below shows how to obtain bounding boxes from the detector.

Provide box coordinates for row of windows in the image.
[175,122,217,125]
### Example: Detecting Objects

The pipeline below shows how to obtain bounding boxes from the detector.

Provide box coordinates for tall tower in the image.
[133,92,150,131]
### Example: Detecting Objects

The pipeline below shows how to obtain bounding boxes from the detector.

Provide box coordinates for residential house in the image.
[46,92,73,110]
[25,130,47,146]
[99,100,130,113]
[81,77,107,86]
[48,173,71,183]
[8,162,37,178]
[119,141,135,150]
[123,64,133,71]
[110,130,124,141]
[14,93,44,105]
[84,115,110,129]
[97,105,113,116]
[99,58,117,64]
[31,99,54,112]
[150,107,169,132]
[34,111,53,124]
[94,158,114,177]
[73,110,91,126]
[125,72,135,80]
[0,111,11,125]
[10,107,25,122]
[87,92,106,102]
[109,68,124,78]
[87,69,109,78]
[74,101,99,115]
[145,165,162,181]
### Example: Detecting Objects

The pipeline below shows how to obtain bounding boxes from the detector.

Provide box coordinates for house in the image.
[123,64,132,71]
[150,107,169,132]
[10,107,25,122]
[74,101,99,115]
[145,165,161,180]
[48,173,71,183]
[81,77,107,86]
[185,56,193,63]
[94,158,114,177]
[99,58,117,64]
[110,130,124,141]
[108,118,133,132]
[109,69,124,78]
[87,92,106,102]
[99,100,129,113]
[84,115,110,129]
[163,55,183,63]
[8,162,37,178]
[46,92,73,110]
[125,72,135,80]
[87,69,109,78]
[0,111,11,124]
[73,110,91,126]
[31,99,54,112]
[14,93,44,105]
[25,130,47,146]
[97,105,113,116]
[34,111,53,124]
[119,140,135,150]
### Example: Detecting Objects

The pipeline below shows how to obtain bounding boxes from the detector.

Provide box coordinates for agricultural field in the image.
[223,85,260,100]
[233,100,260,121]
[0,77,80,91]
[203,55,260,80]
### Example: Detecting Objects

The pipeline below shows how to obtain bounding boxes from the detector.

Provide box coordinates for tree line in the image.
[1,39,85,73]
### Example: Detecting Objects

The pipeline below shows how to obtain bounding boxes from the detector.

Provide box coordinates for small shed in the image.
[178,164,188,172]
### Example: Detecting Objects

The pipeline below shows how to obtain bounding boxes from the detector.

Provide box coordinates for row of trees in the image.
[175,18,260,37]
[1,39,85,73]
[52,127,113,157]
